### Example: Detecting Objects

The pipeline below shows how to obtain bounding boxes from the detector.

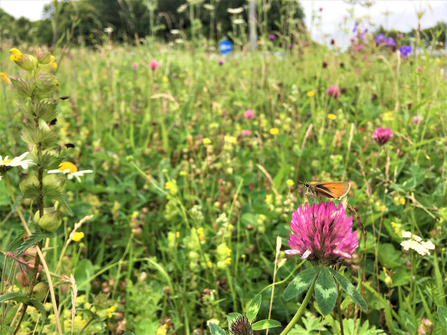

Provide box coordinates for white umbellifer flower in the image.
[0,152,35,172]
[47,161,92,182]
[227,7,243,14]
[401,231,435,256]
[401,231,422,241]
[170,29,180,35]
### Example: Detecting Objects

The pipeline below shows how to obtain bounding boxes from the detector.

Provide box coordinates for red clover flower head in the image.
[326,85,340,99]
[230,316,253,335]
[244,110,254,119]
[372,127,393,145]
[150,60,159,70]
[285,202,358,266]
[413,116,423,125]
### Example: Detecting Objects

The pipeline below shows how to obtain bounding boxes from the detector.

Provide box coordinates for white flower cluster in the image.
[401,231,435,256]
[216,213,232,238]
[190,205,204,223]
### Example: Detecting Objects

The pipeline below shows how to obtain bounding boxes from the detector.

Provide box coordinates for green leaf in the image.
[21,126,57,146]
[0,292,30,304]
[438,306,447,330]
[227,313,242,328]
[208,322,227,335]
[400,311,416,334]
[246,294,262,324]
[29,298,47,324]
[314,268,337,316]
[15,230,56,256]
[252,320,281,330]
[10,230,27,250]
[0,325,13,335]
[10,195,23,213]
[283,266,321,301]
[328,268,367,312]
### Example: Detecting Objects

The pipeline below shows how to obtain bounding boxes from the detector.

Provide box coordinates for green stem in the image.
[280,276,317,335]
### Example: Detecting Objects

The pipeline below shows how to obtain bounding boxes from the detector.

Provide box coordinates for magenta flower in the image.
[326,85,340,99]
[288,44,293,49]
[150,60,159,70]
[132,63,138,71]
[285,202,358,266]
[302,41,309,47]
[413,116,423,125]
[397,33,403,38]
[218,59,224,65]
[269,34,276,41]
[372,127,393,145]
[416,67,423,73]
[244,110,254,119]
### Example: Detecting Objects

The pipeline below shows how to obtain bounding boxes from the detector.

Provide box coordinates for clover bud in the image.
[15,54,38,71]
[19,174,39,194]
[421,319,432,334]
[16,270,29,287]
[34,207,56,223]
[43,174,65,190]
[32,282,49,301]
[38,210,62,232]
[35,49,51,64]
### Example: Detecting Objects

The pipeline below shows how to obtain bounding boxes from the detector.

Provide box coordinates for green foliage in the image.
[314,268,337,316]
[283,267,321,300]
[289,312,329,335]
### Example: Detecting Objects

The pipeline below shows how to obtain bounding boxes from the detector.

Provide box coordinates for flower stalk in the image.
[280,276,317,335]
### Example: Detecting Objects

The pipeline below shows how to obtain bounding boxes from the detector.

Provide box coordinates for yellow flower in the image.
[307,91,315,97]
[399,198,405,205]
[224,136,237,144]
[286,179,294,187]
[389,145,394,149]
[165,182,172,189]
[72,232,84,242]
[0,73,10,83]
[175,231,180,238]
[197,227,204,235]
[328,114,336,120]
[203,138,211,145]
[224,258,231,265]
[50,55,57,69]
[380,206,386,212]
[179,171,187,176]
[226,247,232,256]
[257,40,262,45]
[265,194,272,203]
[210,122,219,128]
[106,305,116,318]
[10,48,22,61]
[199,234,205,241]
[270,128,279,135]
[207,261,213,268]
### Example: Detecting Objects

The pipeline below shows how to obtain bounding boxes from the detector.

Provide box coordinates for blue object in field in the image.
[219,40,233,54]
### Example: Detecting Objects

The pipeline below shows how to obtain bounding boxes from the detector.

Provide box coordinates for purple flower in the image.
[285,202,358,266]
[172,72,177,77]
[352,24,357,33]
[365,28,368,33]
[372,127,393,145]
[413,116,423,125]
[218,59,224,65]
[132,63,138,71]
[326,85,340,99]
[375,34,385,44]
[269,34,275,41]
[244,110,254,119]
[385,37,395,47]
[399,45,412,57]
[288,44,293,49]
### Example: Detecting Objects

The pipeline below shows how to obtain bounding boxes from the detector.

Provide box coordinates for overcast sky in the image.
[0,0,446,43]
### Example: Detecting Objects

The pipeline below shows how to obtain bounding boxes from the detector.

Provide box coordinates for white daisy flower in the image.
[0,152,35,172]
[47,161,92,182]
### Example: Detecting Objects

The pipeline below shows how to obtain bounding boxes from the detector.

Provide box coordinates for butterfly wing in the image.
[313,182,351,200]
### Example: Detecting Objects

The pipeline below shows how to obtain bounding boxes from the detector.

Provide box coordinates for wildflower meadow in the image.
[0,1,446,335]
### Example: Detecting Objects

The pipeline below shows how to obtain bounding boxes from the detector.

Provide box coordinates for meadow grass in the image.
[0,40,446,335]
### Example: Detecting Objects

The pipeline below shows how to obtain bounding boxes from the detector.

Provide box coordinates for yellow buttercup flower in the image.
[0,73,10,83]
[10,48,22,61]
[400,198,405,205]
[50,55,57,69]
[165,182,172,190]
[307,91,315,97]
[328,114,336,120]
[175,231,180,238]
[72,232,84,242]
[106,305,116,318]
[287,179,294,187]
[380,206,386,212]
[270,128,279,135]
[207,261,213,268]
[203,138,211,145]
[197,227,204,235]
